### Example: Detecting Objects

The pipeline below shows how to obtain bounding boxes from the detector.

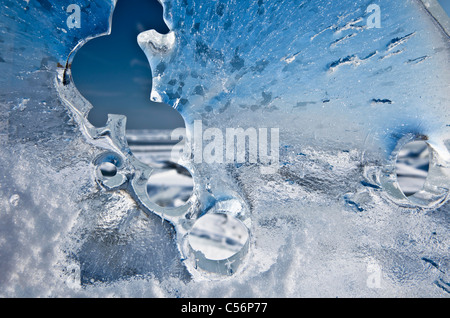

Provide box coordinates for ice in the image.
[0,0,449,297]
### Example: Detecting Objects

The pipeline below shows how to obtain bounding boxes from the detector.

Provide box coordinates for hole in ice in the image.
[71,0,185,131]
[98,162,118,178]
[126,129,193,207]
[188,213,249,261]
[146,163,194,208]
[95,152,122,179]
[395,140,430,197]
[71,0,193,208]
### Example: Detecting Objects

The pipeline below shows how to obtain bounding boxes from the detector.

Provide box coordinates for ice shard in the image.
[0,0,449,297]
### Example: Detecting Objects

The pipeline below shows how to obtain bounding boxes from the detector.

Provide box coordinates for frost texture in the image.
[0,0,450,297]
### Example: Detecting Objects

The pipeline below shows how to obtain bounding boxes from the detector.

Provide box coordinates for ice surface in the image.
[0,0,449,297]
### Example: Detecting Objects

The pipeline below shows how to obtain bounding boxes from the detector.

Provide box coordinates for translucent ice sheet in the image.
[0,0,449,297]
